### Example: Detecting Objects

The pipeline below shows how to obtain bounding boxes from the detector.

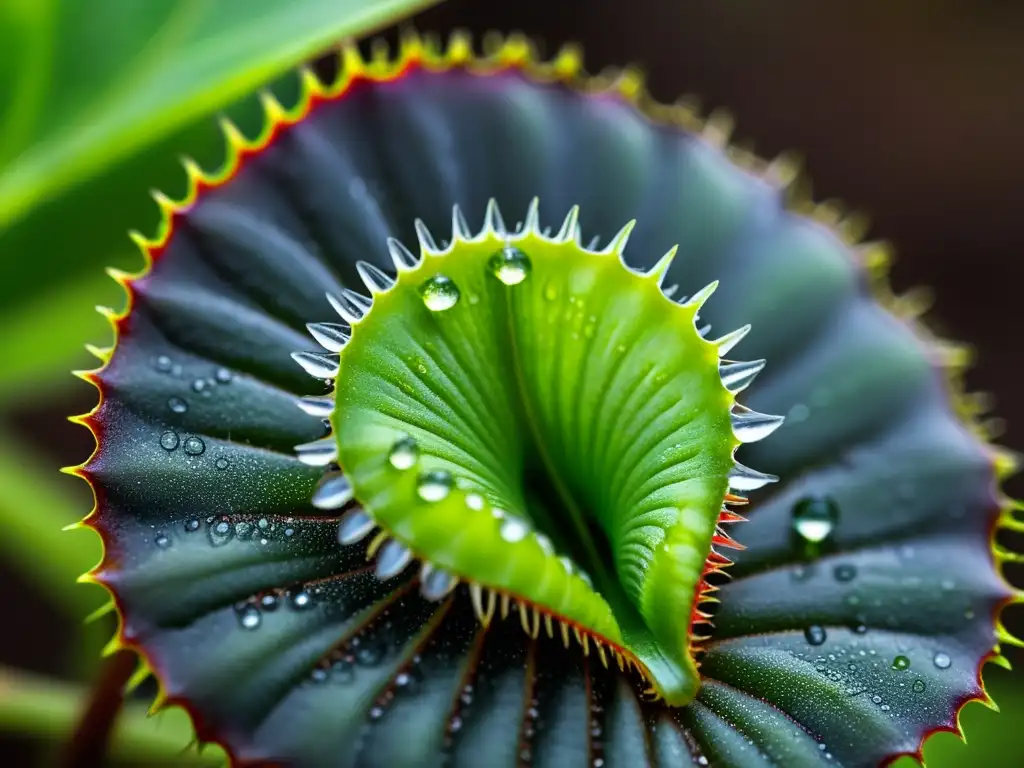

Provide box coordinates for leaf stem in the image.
[0,664,221,765]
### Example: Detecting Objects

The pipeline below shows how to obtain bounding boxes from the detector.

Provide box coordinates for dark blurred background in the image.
[2,0,1021,764]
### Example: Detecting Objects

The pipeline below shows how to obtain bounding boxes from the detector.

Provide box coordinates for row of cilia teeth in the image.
[289,200,783,601]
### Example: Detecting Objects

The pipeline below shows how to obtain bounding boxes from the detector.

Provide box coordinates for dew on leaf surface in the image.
[417,470,453,502]
[159,431,179,451]
[488,246,532,285]
[419,275,460,311]
[792,496,840,543]
[388,436,419,470]
[167,396,188,414]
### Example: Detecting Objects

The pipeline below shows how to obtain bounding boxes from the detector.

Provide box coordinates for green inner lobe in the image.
[331,208,738,705]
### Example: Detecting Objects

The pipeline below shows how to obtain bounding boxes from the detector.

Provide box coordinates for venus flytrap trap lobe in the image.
[294,199,781,705]
[66,30,1021,768]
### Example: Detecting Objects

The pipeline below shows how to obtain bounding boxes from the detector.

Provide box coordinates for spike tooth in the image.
[356,260,395,294]
[483,590,496,626]
[296,395,335,418]
[312,472,354,509]
[306,322,351,352]
[728,461,778,491]
[530,609,541,639]
[604,219,636,255]
[451,205,472,240]
[387,237,420,270]
[560,622,571,648]
[420,564,458,601]
[662,283,679,299]
[731,409,785,443]
[597,643,609,668]
[719,359,766,393]
[375,539,413,580]
[414,219,439,253]
[470,584,485,620]
[519,603,531,635]
[500,593,511,619]
[337,508,375,545]
[556,205,580,242]
[616,653,625,671]
[648,245,679,285]
[291,350,340,379]
[294,436,338,466]
[715,325,752,356]
[484,199,507,236]
[544,614,553,638]
[218,115,249,149]
[685,281,719,311]
[326,290,372,324]
[366,531,389,558]
[698,323,713,338]
[523,198,541,233]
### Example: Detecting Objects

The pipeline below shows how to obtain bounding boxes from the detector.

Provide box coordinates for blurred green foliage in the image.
[0,0,436,398]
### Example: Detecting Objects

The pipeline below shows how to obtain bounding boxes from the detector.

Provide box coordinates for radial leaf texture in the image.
[72,33,1017,768]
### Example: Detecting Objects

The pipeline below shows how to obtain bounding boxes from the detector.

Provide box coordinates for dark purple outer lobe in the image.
[82,56,1010,768]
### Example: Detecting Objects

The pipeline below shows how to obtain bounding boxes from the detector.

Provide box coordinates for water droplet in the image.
[500,516,530,543]
[933,652,951,669]
[310,667,328,684]
[290,590,313,610]
[417,470,453,502]
[185,518,200,532]
[168,396,188,414]
[237,605,261,630]
[235,521,253,539]
[419,275,460,311]
[215,457,229,470]
[159,431,179,451]
[154,533,170,548]
[155,355,173,372]
[792,496,840,543]
[465,493,485,511]
[183,436,205,456]
[488,246,532,285]
[872,695,883,704]
[356,642,384,667]
[209,519,233,546]
[388,436,419,470]
[215,367,233,384]
[544,284,559,301]
[804,625,827,646]
[853,623,869,635]
[833,564,857,582]
[912,679,926,693]
[892,655,910,671]
[260,594,279,611]
[191,378,208,394]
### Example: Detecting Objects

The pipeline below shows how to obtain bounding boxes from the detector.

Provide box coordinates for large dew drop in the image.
[419,275,461,311]
[183,436,205,456]
[804,625,827,646]
[237,605,261,630]
[388,436,420,470]
[417,470,453,502]
[488,246,532,285]
[792,496,840,544]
